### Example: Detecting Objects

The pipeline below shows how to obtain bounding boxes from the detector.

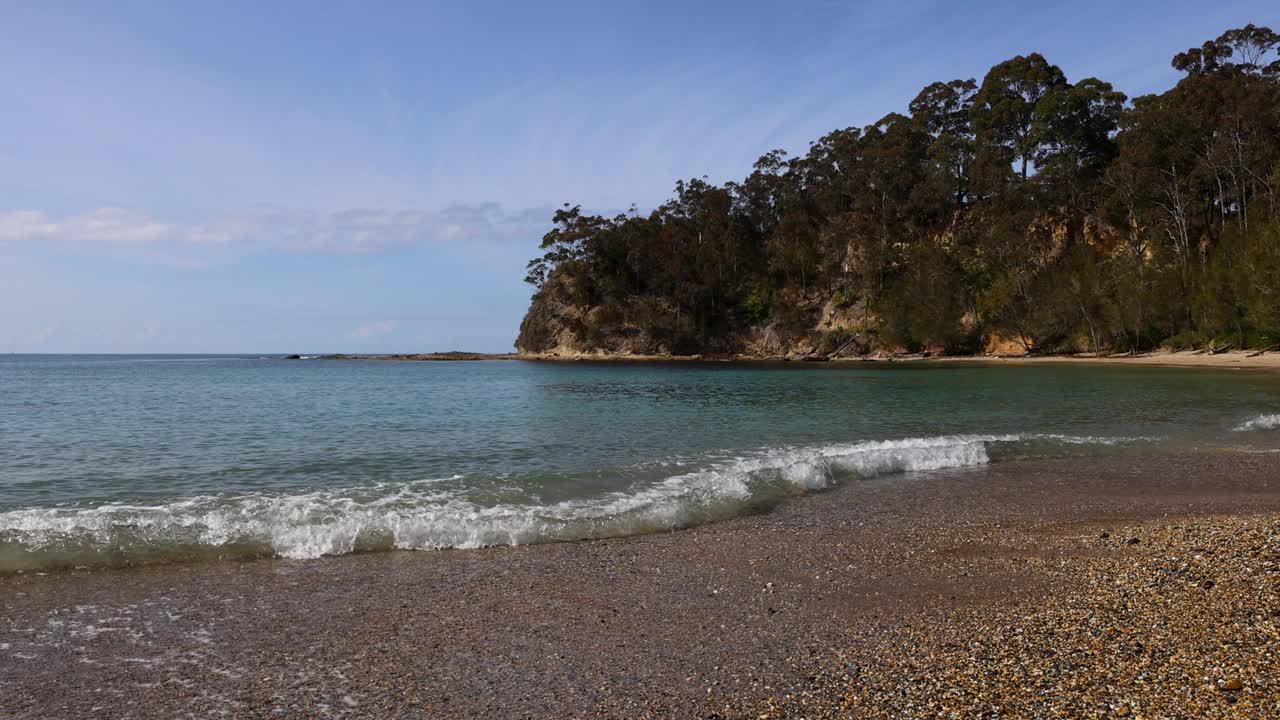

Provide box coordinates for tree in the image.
[910,79,978,209]
[1174,24,1280,77]
[1031,78,1126,205]
[971,54,1067,183]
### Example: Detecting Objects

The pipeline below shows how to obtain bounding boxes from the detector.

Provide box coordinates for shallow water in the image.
[2,355,1278,569]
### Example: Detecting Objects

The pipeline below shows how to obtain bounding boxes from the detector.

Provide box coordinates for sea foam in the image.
[1234,413,1280,432]
[0,433,1125,569]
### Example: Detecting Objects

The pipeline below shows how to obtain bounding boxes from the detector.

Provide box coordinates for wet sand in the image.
[924,349,1280,371]
[2,451,1279,718]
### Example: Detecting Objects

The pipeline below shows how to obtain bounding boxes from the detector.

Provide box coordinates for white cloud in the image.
[349,320,398,339]
[31,321,60,344]
[0,203,551,256]
[0,208,173,244]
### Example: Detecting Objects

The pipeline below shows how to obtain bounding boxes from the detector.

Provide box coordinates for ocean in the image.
[2,354,1278,571]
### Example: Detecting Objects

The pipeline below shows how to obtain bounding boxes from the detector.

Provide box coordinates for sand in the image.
[921,349,1280,371]
[521,349,1280,371]
[1,451,1278,718]
[334,348,1280,371]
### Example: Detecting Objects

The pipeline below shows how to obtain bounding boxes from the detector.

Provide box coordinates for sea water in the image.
[2,355,1278,570]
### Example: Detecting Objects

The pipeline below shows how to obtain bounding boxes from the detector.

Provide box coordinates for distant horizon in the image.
[3,1,1277,353]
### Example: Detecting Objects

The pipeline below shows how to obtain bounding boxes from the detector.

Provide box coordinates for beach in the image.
[921,350,1280,372]
[3,450,1278,718]
[407,349,1280,372]
[8,6,1280,719]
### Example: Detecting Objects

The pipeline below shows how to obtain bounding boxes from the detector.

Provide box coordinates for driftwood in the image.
[1209,343,1235,355]
[1247,344,1280,357]
[824,335,864,360]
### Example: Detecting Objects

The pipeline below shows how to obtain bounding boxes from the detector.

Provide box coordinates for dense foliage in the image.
[521,26,1280,356]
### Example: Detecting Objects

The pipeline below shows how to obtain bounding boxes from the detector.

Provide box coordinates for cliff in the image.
[516,270,896,360]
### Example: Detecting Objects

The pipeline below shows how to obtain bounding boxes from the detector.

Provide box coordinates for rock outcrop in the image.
[516,271,899,360]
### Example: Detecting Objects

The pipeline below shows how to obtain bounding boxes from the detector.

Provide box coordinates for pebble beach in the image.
[755,516,1280,719]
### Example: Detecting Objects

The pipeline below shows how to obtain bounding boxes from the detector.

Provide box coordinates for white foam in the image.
[1234,413,1280,432]
[0,434,1126,564]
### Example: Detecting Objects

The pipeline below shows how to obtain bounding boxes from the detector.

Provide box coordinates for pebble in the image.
[752,515,1280,719]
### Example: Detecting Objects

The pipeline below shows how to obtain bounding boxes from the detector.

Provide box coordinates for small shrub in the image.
[741,288,771,325]
[1212,329,1274,350]
[772,292,813,334]
[1110,332,1159,354]
[1031,334,1080,355]
[819,328,853,355]
[1160,330,1208,351]
[829,288,855,309]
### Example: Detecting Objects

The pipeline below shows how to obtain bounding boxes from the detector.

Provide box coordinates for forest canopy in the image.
[519,25,1280,357]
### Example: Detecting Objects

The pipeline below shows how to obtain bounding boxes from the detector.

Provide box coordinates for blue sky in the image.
[2,1,1276,353]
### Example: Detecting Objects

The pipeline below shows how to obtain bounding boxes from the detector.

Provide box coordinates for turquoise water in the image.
[2,355,1279,570]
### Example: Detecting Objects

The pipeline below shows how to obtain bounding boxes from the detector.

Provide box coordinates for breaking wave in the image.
[0,434,1132,572]
[1234,413,1280,432]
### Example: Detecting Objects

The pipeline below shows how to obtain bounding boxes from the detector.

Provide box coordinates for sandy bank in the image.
[521,348,1280,370]
[920,349,1280,371]
[328,347,1280,370]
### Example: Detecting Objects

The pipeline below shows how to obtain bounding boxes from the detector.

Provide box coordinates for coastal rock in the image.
[516,269,881,360]
[517,272,694,356]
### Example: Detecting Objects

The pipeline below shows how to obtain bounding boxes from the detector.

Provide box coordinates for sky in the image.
[2,1,1277,353]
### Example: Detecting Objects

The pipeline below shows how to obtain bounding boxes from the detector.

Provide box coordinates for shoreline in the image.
[3,450,1278,717]
[335,348,1280,371]
[915,348,1280,370]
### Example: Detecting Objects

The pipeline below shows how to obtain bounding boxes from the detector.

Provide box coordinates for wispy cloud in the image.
[31,321,60,345]
[0,203,552,257]
[349,320,398,339]
[0,208,172,244]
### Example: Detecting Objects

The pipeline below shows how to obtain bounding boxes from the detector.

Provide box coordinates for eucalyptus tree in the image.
[970,53,1067,185]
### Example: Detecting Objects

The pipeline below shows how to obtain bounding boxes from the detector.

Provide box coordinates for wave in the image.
[1234,413,1280,432]
[0,433,1130,572]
